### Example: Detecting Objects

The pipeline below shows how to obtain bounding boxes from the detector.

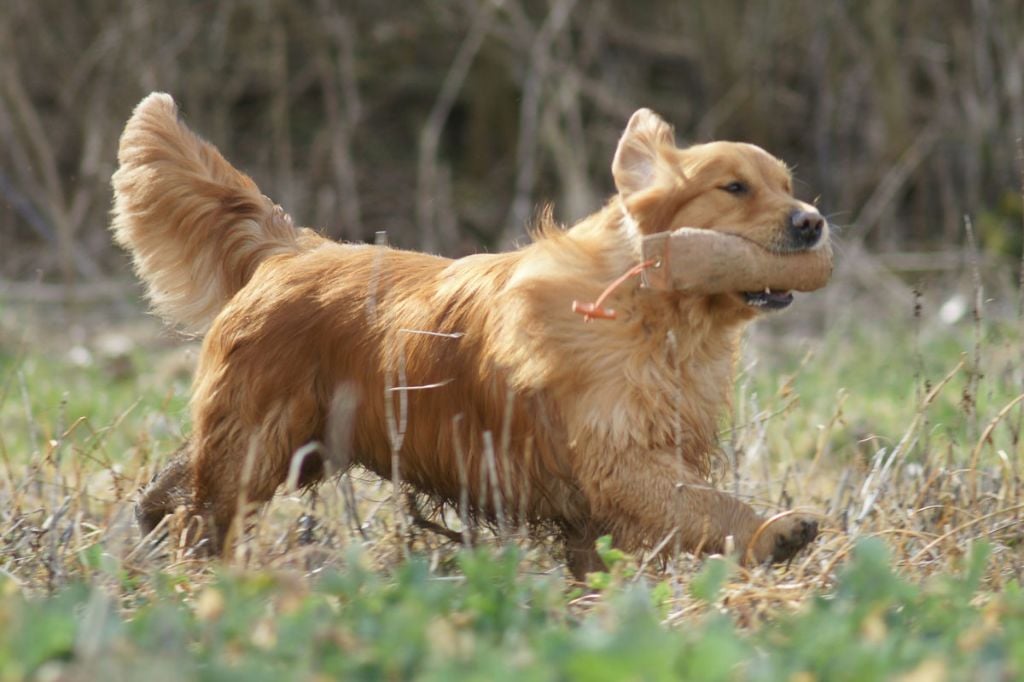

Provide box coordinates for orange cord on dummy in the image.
[572,259,658,322]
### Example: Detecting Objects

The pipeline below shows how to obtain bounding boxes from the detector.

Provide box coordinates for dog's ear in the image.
[612,109,675,198]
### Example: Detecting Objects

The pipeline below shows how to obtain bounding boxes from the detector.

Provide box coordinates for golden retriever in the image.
[112,93,829,578]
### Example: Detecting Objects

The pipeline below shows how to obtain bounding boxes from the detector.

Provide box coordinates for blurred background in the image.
[0,0,1022,291]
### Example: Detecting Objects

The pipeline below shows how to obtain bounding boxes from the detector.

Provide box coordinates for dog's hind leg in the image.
[563,522,609,581]
[136,441,195,537]
[188,389,329,554]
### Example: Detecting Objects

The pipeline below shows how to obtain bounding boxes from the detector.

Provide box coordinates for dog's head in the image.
[612,109,829,311]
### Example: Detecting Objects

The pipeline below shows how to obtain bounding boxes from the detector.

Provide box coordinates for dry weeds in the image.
[2,255,1023,630]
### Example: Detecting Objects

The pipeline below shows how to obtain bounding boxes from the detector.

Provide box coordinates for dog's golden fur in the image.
[113,93,828,577]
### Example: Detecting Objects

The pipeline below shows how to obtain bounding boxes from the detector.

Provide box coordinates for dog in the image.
[112,93,828,578]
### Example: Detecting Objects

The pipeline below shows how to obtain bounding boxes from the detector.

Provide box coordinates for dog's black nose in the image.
[789,209,824,248]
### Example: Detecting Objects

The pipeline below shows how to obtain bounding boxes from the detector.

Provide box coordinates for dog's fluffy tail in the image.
[111,92,307,332]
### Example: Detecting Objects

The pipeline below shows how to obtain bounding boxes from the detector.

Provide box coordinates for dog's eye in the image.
[721,181,749,195]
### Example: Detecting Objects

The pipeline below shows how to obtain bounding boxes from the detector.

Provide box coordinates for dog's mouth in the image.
[743,288,794,310]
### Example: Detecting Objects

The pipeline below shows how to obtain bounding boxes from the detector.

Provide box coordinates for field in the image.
[3,1,1024,678]
[2,250,1024,680]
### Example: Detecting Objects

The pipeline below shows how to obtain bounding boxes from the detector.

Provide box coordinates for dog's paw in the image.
[746,514,818,564]
[769,516,818,562]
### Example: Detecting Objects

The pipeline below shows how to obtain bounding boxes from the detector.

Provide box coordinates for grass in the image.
[1,265,1024,680]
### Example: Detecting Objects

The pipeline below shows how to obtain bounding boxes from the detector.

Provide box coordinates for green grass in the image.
[1,541,1022,680]
[744,308,1023,467]
[2,282,1024,680]
[0,317,191,469]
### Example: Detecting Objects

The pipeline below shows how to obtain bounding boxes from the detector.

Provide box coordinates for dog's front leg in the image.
[668,470,819,565]
[581,450,818,566]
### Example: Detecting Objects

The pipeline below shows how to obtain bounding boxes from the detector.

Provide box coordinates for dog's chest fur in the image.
[496,229,742,479]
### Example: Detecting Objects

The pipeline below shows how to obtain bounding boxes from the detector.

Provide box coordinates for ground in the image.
[1,261,1023,679]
